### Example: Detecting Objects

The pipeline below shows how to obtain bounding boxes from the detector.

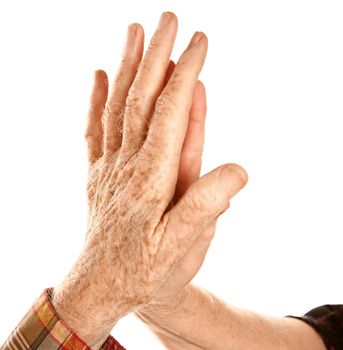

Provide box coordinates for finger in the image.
[175,80,207,202]
[140,32,208,199]
[163,60,176,87]
[85,69,108,165]
[120,12,178,158]
[103,23,144,155]
[158,163,248,265]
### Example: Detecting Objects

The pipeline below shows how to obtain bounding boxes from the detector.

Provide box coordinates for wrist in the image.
[51,279,119,349]
[137,284,193,318]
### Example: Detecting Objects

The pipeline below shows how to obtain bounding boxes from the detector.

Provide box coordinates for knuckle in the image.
[181,145,203,158]
[104,100,125,117]
[125,90,137,107]
[103,101,125,135]
[165,73,181,92]
[120,55,136,67]
[125,91,145,117]
[154,95,164,114]
[155,92,176,116]
[186,188,209,214]
[147,35,161,51]
[186,184,229,221]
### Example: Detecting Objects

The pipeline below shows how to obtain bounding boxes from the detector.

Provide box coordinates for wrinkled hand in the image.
[52,11,248,349]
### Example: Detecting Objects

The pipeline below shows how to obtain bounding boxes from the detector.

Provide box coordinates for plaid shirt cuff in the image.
[1,288,125,350]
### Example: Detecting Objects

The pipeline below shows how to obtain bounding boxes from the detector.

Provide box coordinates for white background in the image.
[0,0,342,348]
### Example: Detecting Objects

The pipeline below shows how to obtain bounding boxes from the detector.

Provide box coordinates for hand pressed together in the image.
[51,11,248,349]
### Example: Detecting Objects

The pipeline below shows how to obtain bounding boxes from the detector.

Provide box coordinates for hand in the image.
[52,11,248,348]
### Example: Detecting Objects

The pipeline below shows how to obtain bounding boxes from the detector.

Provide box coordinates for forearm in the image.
[136,284,326,350]
[137,300,204,350]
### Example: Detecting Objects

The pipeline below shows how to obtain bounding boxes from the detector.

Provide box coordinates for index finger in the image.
[140,32,208,194]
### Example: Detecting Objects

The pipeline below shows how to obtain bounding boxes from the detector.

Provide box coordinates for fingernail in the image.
[188,31,205,49]
[127,23,137,42]
[157,12,172,30]
[122,24,137,57]
[221,164,249,197]
[93,70,107,87]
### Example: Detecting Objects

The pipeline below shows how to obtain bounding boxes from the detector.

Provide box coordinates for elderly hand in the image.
[52,11,248,349]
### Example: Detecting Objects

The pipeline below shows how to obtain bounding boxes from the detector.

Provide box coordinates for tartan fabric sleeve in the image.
[286,304,343,350]
[0,288,125,350]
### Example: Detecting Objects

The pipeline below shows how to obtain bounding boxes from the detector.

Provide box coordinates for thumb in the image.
[161,163,248,262]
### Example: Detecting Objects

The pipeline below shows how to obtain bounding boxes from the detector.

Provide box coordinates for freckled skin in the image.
[55,14,327,350]
[51,12,248,350]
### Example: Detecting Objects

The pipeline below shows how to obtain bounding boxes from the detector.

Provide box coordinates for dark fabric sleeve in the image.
[286,304,343,350]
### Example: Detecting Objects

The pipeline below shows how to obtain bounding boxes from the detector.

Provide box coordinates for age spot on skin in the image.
[146,196,163,207]
[125,167,135,179]
[142,218,156,232]
[131,188,143,200]
[117,206,129,217]
[166,72,181,92]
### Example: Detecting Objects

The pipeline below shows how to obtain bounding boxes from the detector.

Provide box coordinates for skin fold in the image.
[52,11,326,350]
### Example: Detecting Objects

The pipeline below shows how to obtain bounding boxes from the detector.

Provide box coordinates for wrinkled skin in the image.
[52,12,248,349]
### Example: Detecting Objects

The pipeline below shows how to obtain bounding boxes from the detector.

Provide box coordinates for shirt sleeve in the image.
[286,304,343,350]
[1,288,126,350]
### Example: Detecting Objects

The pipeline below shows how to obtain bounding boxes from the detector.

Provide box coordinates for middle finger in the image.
[119,12,178,160]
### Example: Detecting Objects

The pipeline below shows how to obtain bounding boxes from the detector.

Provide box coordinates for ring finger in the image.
[103,23,144,155]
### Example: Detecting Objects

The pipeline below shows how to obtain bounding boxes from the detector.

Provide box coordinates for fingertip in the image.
[201,32,208,45]
[216,163,249,202]
[222,163,249,188]
[94,69,108,86]
[94,69,103,78]
[127,22,145,44]
[126,23,144,61]
[157,11,178,34]
[90,70,108,106]
[131,22,144,34]
[163,11,178,25]
[198,32,208,50]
